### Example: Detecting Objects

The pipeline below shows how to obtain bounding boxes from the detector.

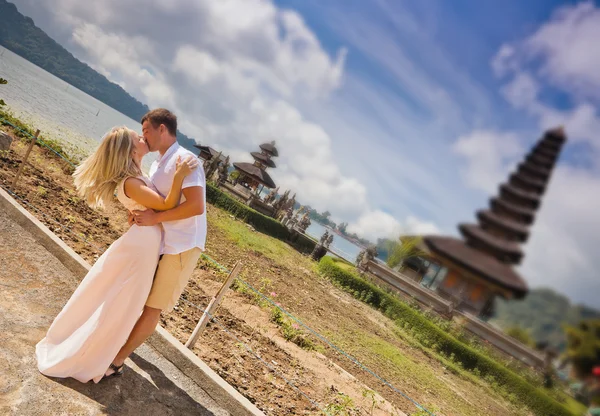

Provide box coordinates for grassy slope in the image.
[0,111,586,416]
[206,208,582,415]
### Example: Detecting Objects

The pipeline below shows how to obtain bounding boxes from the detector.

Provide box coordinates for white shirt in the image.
[149,142,206,255]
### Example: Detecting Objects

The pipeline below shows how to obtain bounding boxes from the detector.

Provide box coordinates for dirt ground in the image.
[0,126,533,416]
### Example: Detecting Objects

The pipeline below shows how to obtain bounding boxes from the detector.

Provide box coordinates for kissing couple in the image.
[36,108,207,383]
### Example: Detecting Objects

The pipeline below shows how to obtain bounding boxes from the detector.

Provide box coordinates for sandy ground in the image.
[0,125,532,415]
[0,207,229,416]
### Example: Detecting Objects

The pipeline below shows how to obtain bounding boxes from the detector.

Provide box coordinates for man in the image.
[106,108,206,376]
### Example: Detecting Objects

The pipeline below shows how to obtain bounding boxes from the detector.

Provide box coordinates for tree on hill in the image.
[307,208,336,228]
[0,77,7,107]
[564,319,600,379]
[375,237,393,261]
[493,288,600,352]
[506,326,535,347]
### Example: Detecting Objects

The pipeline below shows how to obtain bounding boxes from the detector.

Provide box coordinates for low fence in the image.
[366,260,454,315]
[365,259,545,369]
[457,311,545,368]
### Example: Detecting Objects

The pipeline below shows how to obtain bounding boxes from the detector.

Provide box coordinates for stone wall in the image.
[366,260,453,315]
[365,260,545,368]
[456,311,545,368]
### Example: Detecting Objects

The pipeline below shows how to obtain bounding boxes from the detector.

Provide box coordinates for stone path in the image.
[0,207,230,416]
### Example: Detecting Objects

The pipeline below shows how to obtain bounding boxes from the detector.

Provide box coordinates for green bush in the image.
[318,256,573,416]
[506,326,535,347]
[205,184,317,253]
[206,183,290,240]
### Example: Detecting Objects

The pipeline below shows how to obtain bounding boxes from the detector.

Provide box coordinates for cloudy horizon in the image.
[8,0,600,309]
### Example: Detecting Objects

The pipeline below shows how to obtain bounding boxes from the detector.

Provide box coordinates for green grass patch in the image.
[206,184,290,239]
[318,256,574,416]
[270,307,318,351]
[0,108,79,168]
[329,328,531,416]
[206,184,316,253]
[211,209,294,262]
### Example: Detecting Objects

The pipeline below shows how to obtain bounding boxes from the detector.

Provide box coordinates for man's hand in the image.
[128,212,135,227]
[132,209,160,226]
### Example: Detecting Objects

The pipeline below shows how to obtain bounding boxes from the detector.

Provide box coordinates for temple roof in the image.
[193,145,227,162]
[259,142,279,157]
[251,152,276,168]
[539,138,563,151]
[500,183,541,208]
[233,162,277,188]
[545,126,567,143]
[526,153,555,169]
[533,145,560,160]
[510,173,546,194]
[518,162,551,181]
[477,210,529,242]
[459,224,523,264]
[490,197,536,224]
[422,127,567,297]
[424,236,528,297]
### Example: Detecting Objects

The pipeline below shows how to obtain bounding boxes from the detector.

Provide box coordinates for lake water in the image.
[0,47,364,262]
[0,47,156,169]
[305,222,362,263]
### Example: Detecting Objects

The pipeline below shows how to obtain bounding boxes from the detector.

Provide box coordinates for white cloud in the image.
[347,210,439,242]
[500,72,539,110]
[453,130,523,194]
[491,44,517,78]
[14,0,398,238]
[537,104,600,153]
[491,2,600,153]
[485,2,600,307]
[525,2,600,101]
[492,2,600,103]
[13,0,600,307]
[521,166,600,308]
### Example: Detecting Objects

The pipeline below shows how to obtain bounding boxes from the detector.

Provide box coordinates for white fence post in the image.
[185,261,242,349]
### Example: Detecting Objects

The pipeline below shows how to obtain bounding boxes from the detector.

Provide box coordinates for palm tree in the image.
[386,235,428,269]
[564,319,600,379]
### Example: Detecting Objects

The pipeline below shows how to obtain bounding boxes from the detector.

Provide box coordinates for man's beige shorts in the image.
[145,247,202,313]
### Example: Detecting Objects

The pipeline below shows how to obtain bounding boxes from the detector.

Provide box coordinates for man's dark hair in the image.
[141,108,177,136]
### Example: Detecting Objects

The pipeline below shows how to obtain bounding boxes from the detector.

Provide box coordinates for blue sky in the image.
[11,0,600,308]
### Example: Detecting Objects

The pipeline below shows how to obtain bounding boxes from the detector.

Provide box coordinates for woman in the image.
[36,126,197,383]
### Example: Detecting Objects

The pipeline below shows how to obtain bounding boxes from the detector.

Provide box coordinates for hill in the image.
[0,0,198,150]
[493,288,600,351]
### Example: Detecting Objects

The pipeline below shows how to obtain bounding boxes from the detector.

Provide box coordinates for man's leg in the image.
[107,248,201,374]
[108,305,162,371]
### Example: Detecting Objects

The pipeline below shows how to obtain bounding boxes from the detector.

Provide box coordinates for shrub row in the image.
[206,183,318,253]
[318,256,573,416]
[206,183,290,240]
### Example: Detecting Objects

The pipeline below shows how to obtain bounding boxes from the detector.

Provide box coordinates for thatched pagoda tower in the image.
[422,127,567,318]
[233,141,278,192]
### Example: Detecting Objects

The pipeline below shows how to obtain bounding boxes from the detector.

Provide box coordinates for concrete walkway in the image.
[0,206,232,415]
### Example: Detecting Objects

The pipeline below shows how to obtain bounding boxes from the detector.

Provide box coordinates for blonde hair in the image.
[73,126,141,208]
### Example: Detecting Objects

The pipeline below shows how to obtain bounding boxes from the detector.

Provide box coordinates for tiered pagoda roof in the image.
[251,151,276,168]
[194,144,227,163]
[233,141,279,189]
[424,127,567,297]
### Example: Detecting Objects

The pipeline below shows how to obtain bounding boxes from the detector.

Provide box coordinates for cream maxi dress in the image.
[36,176,162,383]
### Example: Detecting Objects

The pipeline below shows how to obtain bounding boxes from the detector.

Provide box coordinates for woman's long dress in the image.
[36,176,161,383]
